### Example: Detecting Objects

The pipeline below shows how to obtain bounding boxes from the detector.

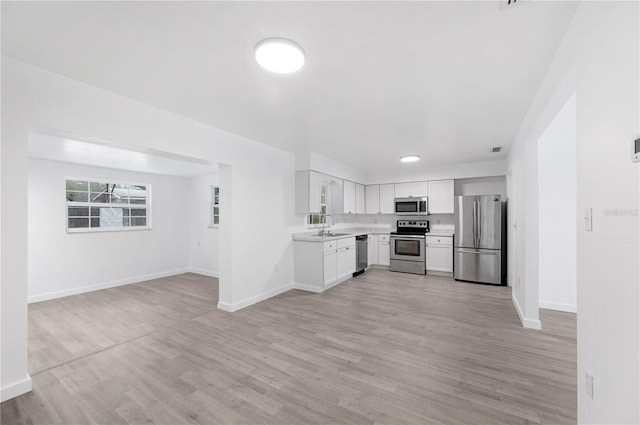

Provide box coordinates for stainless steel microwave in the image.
[394,197,429,215]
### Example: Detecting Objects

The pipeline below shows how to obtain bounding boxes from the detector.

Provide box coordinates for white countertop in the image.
[293,227,454,242]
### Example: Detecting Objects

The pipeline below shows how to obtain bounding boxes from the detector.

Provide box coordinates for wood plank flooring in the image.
[1,270,576,424]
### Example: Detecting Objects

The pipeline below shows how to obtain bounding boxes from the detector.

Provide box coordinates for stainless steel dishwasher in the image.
[354,235,368,276]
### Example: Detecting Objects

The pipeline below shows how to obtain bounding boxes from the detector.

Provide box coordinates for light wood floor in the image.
[1,270,576,425]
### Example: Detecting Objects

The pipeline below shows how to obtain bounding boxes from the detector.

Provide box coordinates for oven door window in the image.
[395,239,422,256]
[395,201,418,213]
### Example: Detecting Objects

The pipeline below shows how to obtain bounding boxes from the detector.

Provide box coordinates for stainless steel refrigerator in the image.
[454,195,506,285]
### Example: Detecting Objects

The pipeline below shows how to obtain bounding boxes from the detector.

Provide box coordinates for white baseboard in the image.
[1,375,32,402]
[539,301,577,313]
[512,292,542,330]
[28,268,191,303]
[217,283,293,312]
[187,268,219,278]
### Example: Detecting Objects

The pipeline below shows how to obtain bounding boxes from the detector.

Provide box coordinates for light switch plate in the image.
[584,208,593,231]
[585,372,594,399]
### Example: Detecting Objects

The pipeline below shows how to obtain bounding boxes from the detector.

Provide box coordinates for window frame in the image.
[209,185,219,228]
[65,176,152,233]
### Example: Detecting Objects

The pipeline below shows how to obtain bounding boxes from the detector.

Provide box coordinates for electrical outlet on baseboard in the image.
[585,372,594,399]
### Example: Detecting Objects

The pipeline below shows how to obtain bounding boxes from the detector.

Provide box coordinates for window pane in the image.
[130,208,146,217]
[99,208,124,227]
[131,217,147,226]
[122,217,130,226]
[90,218,100,228]
[90,182,108,193]
[68,218,89,228]
[68,207,89,217]
[66,191,89,202]
[91,192,110,203]
[66,180,88,191]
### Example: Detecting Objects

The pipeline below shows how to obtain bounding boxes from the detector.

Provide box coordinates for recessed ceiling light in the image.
[255,38,305,74]
[400,155,421,163]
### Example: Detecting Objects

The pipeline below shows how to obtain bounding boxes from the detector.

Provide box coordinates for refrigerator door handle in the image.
[455,248,498,255]
[472,199,477,246]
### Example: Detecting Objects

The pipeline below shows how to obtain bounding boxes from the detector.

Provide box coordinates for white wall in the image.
[538,95,577,313]
[1,57,299,401]
[27,159,192,302]
[574,3,638,423]
[509,2,638,423]
[188,173,219,277]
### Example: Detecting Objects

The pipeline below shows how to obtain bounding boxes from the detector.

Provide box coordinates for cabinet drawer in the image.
[425,236,452,246]
[378,234,390,242]
[323,241,337,252]
[337,237,356,249]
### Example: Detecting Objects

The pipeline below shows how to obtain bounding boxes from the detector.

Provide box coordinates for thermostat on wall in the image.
[634,138,640,162]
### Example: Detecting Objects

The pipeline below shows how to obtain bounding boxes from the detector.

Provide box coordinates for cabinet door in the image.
[355,184,365,214]
[428,180,454,214]
[379,184,395,214]
[343,180,356,214]
[367,235,378,266]
[378,241,390,266]
[394,183,412,198]
[411,181,429,198]
[309,171,324,213]
[365,185,379,214]
[323,250,338,285]
[425,244,453,272]
[345,245,356,275]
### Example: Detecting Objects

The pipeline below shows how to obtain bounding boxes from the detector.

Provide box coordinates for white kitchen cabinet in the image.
[379,184,395,214]
[367,234,379,266]
[323,250,337,285]
[411,181,429,197]
[378,234,390,266]
[337,245,356,279]
[365,185,380,214]
[394,181,428,198]
[425,235,453,273]
[355,183,365,214]
[394,182,412,198]
[295,170,343,215]
[294,237,356,292]
[343,180,356,214]
[428,180,454,214]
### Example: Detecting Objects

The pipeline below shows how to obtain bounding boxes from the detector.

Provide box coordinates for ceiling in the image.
[2,1,578,176]
[29,133,218,177]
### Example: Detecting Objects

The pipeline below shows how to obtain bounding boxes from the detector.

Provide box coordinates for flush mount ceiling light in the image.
[400,155,421,163]
[255,38,305,74]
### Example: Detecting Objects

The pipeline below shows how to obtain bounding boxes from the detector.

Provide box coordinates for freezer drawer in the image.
[454,248,502,285]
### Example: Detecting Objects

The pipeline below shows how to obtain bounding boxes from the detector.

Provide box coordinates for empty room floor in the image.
[1,270,576,425]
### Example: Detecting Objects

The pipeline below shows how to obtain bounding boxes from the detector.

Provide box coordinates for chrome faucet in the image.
[317,214,334,236]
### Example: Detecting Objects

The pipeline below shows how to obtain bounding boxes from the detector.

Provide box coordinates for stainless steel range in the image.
[390,220,429,275]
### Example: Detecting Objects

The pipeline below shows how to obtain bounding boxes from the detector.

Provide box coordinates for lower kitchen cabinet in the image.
[425,235,453,274]
[367,234,378,266]
[378,234,390,266]
[294,237,356,292]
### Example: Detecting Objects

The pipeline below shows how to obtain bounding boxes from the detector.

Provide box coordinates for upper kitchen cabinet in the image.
[394,181,428,198]
[343,180,365,214]
[365,185,379,214]
[367,184,395,214]
[355,183,365,214]
[295,171,343,214]
[379,184,395,213]
[343,180,356,214]
[427,179,454,214]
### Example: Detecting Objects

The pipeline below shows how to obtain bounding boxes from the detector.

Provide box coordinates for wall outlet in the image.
[585,372,594,399]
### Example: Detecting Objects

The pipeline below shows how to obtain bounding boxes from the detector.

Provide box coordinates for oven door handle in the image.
[391,235,426,239]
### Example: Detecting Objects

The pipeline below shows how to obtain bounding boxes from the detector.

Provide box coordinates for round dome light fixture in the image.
[255,38,305,74]
[400,155,421,163]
